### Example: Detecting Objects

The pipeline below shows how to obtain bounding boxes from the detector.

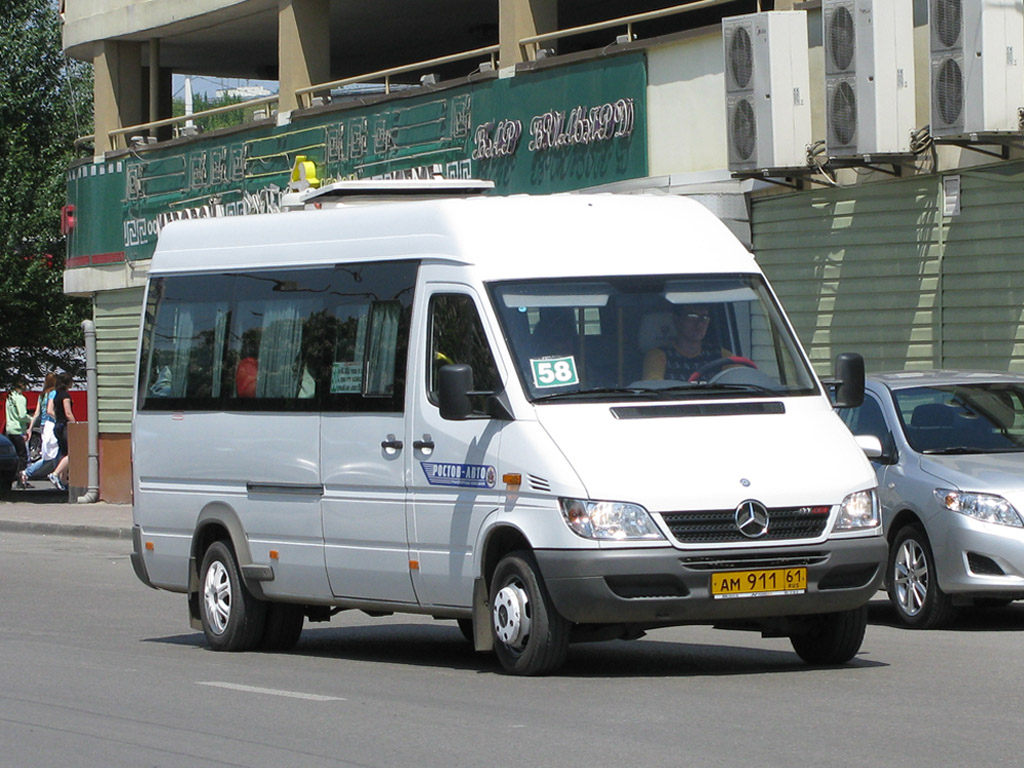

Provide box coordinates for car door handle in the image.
[414,435,434,451]
[380,435,403,451]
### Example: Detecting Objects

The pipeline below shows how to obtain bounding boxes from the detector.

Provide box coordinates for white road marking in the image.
[197,681,345,701]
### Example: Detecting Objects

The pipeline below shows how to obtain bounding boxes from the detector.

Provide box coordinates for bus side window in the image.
[427,293,500,406]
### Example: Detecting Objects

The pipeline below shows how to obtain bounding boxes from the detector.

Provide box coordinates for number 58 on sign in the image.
[531,356,580,388]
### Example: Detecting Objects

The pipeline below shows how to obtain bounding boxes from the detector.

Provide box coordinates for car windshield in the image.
[893,383,1024,454]
[488,274,819,402]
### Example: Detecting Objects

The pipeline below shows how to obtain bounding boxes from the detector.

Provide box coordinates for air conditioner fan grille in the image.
[830,81,858,146]
[728,27,753,89]
[933,0,963,49]
[828,6,856,71]
[731,98,757,161]
[935,57,964,126]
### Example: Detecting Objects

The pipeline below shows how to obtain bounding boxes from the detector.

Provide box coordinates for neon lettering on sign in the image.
[528,99,635,152]
[472,98,635,159]
[472,120,523,160]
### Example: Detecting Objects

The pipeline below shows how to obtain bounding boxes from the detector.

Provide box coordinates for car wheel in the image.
[199,540,267,651]
[0,472,14,498]
[887,524,957,629]
[260,603,304,651]
[490,551,570,675]
[789,605,868,665]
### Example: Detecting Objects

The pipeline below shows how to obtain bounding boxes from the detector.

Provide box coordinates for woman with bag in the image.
[48,373,76,492]
[21,373,58,486]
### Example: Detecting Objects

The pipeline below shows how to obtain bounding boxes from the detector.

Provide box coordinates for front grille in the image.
[681,553,829,571]
[967,552,1005,576]
[661,507,830,544]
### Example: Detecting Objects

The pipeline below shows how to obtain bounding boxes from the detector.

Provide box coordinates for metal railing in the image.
[295,44,500,109]
[78,94,279,151]
[84,0,742,153]
[520,0,743,54]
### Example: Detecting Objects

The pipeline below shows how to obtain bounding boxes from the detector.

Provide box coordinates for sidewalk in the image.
[0,483,132,540]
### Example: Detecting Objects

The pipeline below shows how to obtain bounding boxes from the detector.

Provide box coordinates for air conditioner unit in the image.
[930,0,1024,136]
[824,0,915,156]
[722,11,812,172]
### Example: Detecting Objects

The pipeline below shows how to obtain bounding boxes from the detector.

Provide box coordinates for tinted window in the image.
[488,274,818,402]
[139,261,417,412]
[427,293,500,406]
[893,383,1024,454]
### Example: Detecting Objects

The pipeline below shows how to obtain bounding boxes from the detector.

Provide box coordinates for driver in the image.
[642,304,730,381]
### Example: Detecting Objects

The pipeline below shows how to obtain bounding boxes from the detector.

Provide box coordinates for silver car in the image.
[838,370,1024,627]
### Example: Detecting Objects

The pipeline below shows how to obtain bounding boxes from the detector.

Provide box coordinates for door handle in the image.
[413,435,435,452]
[380,435,403,451]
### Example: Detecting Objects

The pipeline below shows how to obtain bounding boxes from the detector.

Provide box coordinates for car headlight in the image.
[559,498,665,541]
[833,489,881,533]
[935,489,1024,528]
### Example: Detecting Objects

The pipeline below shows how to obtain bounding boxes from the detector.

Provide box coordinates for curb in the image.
[0,520,132,540]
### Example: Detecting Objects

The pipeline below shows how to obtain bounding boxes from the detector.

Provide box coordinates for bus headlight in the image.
[559,499,665,541]
[832,489,881,533]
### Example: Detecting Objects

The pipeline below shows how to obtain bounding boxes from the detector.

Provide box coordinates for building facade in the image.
[62,0,1024,500]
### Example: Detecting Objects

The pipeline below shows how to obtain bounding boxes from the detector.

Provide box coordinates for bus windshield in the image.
[489,274,819,402]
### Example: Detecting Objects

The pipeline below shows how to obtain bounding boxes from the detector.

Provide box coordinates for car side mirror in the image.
[833,352,865,408]
[438,364,474,420]
[855,434,883,460]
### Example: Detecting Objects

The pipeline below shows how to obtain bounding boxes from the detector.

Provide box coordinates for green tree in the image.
[172,91,249,133]
[0,0,92,387]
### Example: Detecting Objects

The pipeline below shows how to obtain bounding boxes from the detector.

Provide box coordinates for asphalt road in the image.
[3,530,1023,768]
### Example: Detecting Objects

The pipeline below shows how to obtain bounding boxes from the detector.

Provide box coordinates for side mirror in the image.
[438,364,473,420]
[854,434,883,460]
[833,352,865,408]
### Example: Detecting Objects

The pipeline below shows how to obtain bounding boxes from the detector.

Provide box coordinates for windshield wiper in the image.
[644,382,783,397]
[924,445,1024,455]
[532,386,656,402]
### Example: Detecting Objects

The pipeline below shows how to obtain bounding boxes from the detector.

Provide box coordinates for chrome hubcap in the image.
[204,560,231,634]
[493,582,531,650]
[893,539,928,617]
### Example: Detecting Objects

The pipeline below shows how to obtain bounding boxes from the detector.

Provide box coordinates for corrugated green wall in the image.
[943,165,1024,368]
[94,288,144,434]
[753,161,1024,376]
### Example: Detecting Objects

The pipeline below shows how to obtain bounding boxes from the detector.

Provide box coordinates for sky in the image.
[171,74,279,99]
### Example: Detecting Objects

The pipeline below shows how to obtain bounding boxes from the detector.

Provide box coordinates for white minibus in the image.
[130,192,886,675]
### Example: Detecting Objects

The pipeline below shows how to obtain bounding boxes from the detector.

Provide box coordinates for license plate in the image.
[711,567,807,599]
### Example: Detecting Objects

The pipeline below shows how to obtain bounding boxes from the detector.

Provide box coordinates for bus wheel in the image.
[490,551,569,675]
[199,540,266,651]
[260,603,304,651]
[789,605,867,665]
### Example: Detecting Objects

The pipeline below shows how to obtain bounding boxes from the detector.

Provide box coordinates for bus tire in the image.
[490,551,569,675]
[789,605,867,665]
[199,540,266,652]
[260,603,304,651]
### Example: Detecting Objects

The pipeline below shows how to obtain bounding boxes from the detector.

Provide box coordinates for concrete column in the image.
[148,39,160,130]
[499,0,557,70]
[93,40,143,155]
[278,0,330,113]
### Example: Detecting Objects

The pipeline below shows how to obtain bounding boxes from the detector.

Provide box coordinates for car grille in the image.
[661,506,831,544]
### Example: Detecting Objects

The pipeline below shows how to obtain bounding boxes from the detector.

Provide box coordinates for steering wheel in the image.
[688,356,757,383]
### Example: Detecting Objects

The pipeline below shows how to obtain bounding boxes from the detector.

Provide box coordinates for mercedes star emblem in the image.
[735,500,769,538]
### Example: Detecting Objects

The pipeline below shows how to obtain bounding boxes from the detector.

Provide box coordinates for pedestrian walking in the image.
[5,377,31,486]
[22,372,58,485]
[48,372,76,492]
